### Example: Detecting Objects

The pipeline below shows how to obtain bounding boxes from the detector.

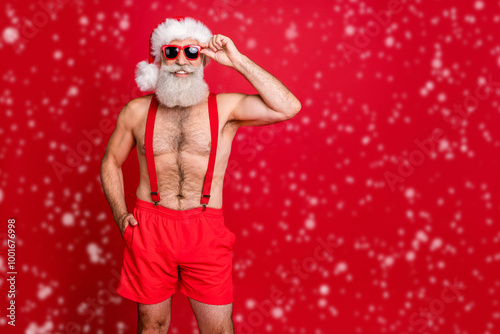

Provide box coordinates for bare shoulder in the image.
[119,94,152,129]
[128,93,153,113]
[215,92,247,122]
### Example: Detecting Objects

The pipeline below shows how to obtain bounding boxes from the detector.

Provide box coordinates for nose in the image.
[176,48,189,65]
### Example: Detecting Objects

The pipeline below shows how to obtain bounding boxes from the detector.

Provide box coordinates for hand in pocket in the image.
[118,213,138,240]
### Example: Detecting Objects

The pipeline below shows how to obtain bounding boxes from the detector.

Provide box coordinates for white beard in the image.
[155,62,209,108]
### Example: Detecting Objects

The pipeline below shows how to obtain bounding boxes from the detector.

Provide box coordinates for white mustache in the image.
[168,66,194,74]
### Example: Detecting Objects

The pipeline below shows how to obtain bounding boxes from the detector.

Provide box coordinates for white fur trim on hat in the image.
[135,60,159,92]
[134,17,212,92]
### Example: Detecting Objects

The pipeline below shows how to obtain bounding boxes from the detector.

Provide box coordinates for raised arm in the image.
[227,93,297,127]
[199,34,301,127]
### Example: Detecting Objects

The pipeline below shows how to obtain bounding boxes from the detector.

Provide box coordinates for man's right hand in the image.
[118,213,138,239]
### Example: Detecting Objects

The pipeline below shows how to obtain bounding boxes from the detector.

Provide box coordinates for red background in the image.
[1,0,500,333]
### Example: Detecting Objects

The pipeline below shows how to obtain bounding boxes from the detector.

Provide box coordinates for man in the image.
[100,16,300,333]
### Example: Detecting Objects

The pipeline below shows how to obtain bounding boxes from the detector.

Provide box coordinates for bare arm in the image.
[200,35,301,127]
[228,56,301,127]
[100,100,138,228]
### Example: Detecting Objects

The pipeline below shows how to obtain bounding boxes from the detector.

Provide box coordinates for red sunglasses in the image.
[161,45,202,60]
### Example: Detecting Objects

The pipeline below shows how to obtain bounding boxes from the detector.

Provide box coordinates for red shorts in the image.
[116,197,235,305]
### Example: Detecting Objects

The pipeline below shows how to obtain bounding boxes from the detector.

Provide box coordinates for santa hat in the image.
[135,16,213,92]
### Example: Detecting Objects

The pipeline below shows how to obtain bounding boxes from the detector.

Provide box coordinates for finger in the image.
[199,42,208,48]
[200,48,216,59]
[127,216,138,225]
[208,38,215,52]
[210,36,218,51]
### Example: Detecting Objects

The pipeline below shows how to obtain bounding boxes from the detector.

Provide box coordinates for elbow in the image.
[294,100,301,114]
[101,155,120,169]
[100,157,109,176]
[286,101,301,119]
[101,155,111,168]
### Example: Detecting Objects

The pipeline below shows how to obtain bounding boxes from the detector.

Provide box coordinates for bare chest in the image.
[135,105,212,157]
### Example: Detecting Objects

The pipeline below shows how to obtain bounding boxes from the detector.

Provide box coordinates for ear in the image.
[202,54,210,67]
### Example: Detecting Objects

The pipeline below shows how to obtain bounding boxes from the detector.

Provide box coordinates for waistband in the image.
[134,196,223,218]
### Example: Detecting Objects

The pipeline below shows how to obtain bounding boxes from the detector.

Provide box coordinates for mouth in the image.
[174,70,190,77]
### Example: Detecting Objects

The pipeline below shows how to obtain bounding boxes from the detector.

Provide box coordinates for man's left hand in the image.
[199,34,243,69]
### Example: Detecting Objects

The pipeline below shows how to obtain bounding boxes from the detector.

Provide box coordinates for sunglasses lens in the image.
[184,46,199,59]
[164,47,179,59]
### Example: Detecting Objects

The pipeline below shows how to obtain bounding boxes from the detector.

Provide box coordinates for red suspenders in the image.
[144,92,219,211]
[145,94,161,205]
[201,92,219,208]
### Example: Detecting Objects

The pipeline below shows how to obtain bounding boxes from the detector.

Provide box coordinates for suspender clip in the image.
[151,192,159,207]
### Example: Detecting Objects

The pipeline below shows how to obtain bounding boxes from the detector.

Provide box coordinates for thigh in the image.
[117,205,179,304]
[188,297,234,333]
[137,295,173,333]
[176,214,235,305]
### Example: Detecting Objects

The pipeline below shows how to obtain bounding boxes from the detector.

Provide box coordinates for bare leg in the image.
[137,295,173,334]
[188,297,234,334]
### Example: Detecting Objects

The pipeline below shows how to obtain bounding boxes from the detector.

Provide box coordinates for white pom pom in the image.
[135,61,159,92]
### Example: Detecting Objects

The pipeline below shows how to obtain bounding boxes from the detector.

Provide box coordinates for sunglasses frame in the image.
[161,45,202,61]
